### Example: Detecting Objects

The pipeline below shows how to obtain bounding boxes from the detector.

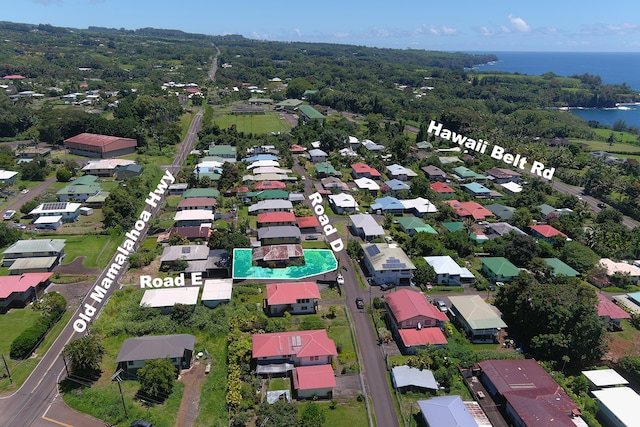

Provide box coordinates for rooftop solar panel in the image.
[365,245,380,257]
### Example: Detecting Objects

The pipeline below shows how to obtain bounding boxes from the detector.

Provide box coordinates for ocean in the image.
[470,51,640,128]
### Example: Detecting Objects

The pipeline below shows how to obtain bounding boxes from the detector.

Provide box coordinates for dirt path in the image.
[176,360,207,427]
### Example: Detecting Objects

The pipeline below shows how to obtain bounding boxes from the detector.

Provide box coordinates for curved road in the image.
[0,110,203,427]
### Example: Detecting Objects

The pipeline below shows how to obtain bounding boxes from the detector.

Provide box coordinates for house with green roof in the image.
[314,163,340,178]
[183,188,219,199]
[255,190,290,201]
[56,183,101,202]
[397,217,437,236]
[543,258,579,277]
[480,257,519,282]
[298,105,325,124]
[198,172,221,182]
[275,99,303,110]
[453,166,485,181]
[72,175,99,185]
[207,144,237,159]
[442,222,464,233]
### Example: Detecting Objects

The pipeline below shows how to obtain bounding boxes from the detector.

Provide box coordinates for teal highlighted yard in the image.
[232,249,337,280]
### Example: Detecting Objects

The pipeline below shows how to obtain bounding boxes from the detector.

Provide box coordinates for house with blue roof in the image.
[371,196,405,215]
[462,182,492,198]
[242,154,279,163]
[385,179,410,195]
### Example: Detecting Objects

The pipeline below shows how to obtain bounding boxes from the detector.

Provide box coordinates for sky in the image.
[5,0,640,52]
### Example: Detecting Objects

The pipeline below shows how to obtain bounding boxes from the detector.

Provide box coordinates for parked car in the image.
[355,297,365,309]
[336,274,345,286]
[20,189,29,194]
[130,421,154,427]
[434,299,448,313]
[305,235,318,240]
[3,210,16,220]
[380,283,396,291]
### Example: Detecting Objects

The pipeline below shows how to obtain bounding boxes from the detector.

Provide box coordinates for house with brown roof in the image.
[64,133,137,158]
[485,167,522,184]
[177,197,217,211]
[385,288,448,354]
[264,282,321,315]
[422,165,448,181]
[252,330,337,374]
[252,244,304,267]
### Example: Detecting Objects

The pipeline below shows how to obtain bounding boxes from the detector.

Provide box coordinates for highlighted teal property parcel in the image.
[232,249,338,280]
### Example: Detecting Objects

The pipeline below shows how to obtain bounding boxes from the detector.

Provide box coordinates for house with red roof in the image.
[265,282,321,315]
[296,216,320,231]
[445,200,494,220]
[290,144,306,154]
[257,211,296,228]
[530,224,568,243]
[0,272,53,314]
[64,133,137,158]
[351,162,381,179]
[385,289,448,354]
[254,180,286,191]
[2,75,26,80]
[252,330,337,373]
[478,359,583,427]
[597,293,631,330]
[292,364,336,399]
[430,181,456,199]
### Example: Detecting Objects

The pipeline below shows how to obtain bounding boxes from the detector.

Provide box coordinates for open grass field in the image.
[212,109,291,134]
[571,137,640,153]
[59,233,121,268]
[0,307,40,358]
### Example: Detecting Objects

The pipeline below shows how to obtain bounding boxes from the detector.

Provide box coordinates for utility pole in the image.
[1,354,12,384]
[111,368,128,418]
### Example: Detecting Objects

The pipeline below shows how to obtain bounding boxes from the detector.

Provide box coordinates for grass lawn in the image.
[320,398,368,427]
[60,233,121,268]
[0,307,40,358]
[268,377,289,391]
[571,137,640,153]
[212,111,291,134]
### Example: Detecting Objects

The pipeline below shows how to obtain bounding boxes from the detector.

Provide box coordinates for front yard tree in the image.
[137,358,176,400]
[63,332,106,378]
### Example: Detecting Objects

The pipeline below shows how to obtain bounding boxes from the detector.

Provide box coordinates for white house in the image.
[201,279,233,308]
[29,202,81,223]
[424,256,475,286]
[328,193,358,214]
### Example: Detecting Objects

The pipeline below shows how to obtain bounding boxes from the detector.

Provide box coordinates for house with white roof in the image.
[140,287,200,313]
[247,160,280,169]
[29,202,81,223]
[201,278,233,308]
[80,159,135,176]
[591,387,640,427]
[328,194,358,214]
[354,177,380,194]
[417,396,480,427]
[248,200,293,215]
[173,210,214,227]
[400,197,438,217]
[424,256,475,286]
[349,214,385,241]
[598,258,640,284]
[386,164,418,181]
[0,170,18,184]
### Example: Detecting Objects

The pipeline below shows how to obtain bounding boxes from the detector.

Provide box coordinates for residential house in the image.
[480,257,519,283]
[362,243,416,286]
[252,330,337,372]
[168,183,188,195]
[530,224,568,243]
[486,203,516,221]
[598,258,640,285]
[416,141,433,150]
[0,170,18,184]
[168,225,212,242]
[462,182,493,199]
[183,188,219,199]
[430,182,455,199]
[351,162,381,179]
[201,278,233,308]
[248,200,293,215]
[385,179,410,196]
[582,368,629,391]
[64,133,137,158]
[140,287,200,313]
[264,282,321,315]
[442,222,464,233]
[539,204,573,220]
[160,244,210,270]
[501,181,523,195]
[243,154,279,164]
[478,359,583,427]
[115,334,195,378]
[485,222,526,239]
[296,216,320,233]
[597,294,631,330]
[347,135,360,151]
[252,244,304,268]
[252,166,292,176]
[56,182,101,202]
[485,167,522,184]
[2,239,66,267]
[29,202,81,224]
[314,163,339,178]
[254,180,286,191]
[448,295,507,343]
[7,256,59,275]
[254,189,289,201]
[397,217,437,236]
[290,144,306,154]
[354,177,380,194]
[321,177,350,193]
[385,288,448,354]
[422,165,448,181]
[308,148,328,163]
[543,258,579,277]
[115,163,143,180]
[400,198,438,217]
[386,164,418,181]
[392,366,439,393]
[417,396,479,427]
[0,272,53,314]
[173,210,214,227]
[349,214,385,241]
[177,197,217,212]
[257,211,296,228]
[327,194,358,214]
[258,226,301,245]
[591,387,639,427]
[361,139,385,152]
[370,196,404,215]
[207,144,236,159]
[453,166,485,181]
[292,364,336,399]
[445,200,493,221]
[424,256,475,286]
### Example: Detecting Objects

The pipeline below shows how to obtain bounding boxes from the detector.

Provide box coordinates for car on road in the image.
[355,297,365,309]
[20,189,29,194]
[434,298,448,313]
[380,283,396,291]
[3,210,16,220]
[597,202,606,208]
[336,274,345,286]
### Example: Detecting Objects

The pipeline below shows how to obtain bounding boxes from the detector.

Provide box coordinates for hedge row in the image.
[9,295,66,359]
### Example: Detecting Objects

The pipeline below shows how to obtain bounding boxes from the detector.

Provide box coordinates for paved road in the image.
[0,175,57,220]
[208,44,220,81]
[0,110,203,427]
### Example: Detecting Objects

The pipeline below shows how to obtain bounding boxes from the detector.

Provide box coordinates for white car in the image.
[3,210,16,220]
[337,274,345,286]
